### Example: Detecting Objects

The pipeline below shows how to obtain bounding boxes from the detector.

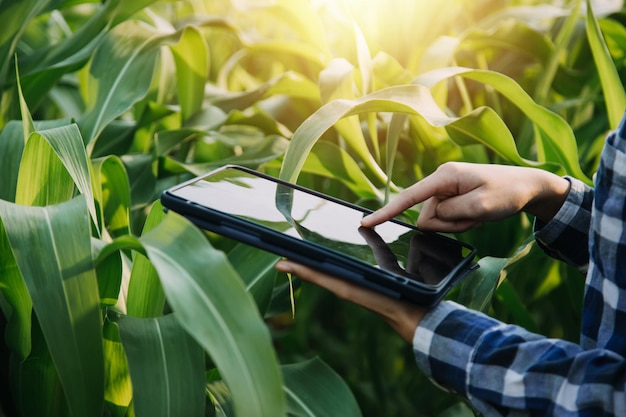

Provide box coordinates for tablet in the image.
[160,165,478,306]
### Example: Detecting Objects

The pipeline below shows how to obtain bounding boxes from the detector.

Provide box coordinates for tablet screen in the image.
[167,167,474,287]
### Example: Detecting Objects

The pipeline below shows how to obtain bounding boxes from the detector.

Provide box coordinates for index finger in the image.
[360,174,447,227]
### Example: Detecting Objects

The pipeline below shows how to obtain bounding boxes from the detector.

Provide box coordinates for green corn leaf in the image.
[102,319,132,417]
[227,244,279,316]
[40,125,98,223]
[92,235,124,308]
[16,124,100,236]
[280,68,590,184]
[80,20,316,150]
[318,58,387,186]
[170,25,209,122]
[0,121,25,202]
[15,131,74,206]
[16,62,35,140]
[92,155,132,238]
[456,256,508,313]
[17,0,114,110]
[303,141,380,199]
[126,201,167,318]
[0,196,104,417]
[98,211,288,416]
[0,119,72,202]
[0,219,31,360]
[79,20,163,146]
[211,71,320,112]
[206,357,363,417]
[496,279,538,333]
[282,357,362,417]
[139,212,287,417]
[90,155,132,306]
[14,318,70,417]
[114,313,206,417]
[585,0,626,129]
[0,0,49,92]
[279,83,448,182]
[17,71,100,229]
[417,67,589,180]
[218,41,326,88]
[17,0,163,97]
[162,134,288,176]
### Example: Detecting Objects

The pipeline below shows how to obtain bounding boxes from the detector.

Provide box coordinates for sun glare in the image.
[309,0,484,70]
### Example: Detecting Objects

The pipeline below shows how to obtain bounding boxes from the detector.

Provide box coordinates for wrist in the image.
[384,303,427,343]
[523,172,571,224]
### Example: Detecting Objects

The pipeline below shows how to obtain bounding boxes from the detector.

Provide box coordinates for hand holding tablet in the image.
[161,165,479,307]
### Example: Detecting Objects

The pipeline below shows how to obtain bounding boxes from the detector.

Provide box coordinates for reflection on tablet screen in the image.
[171,168,471,286]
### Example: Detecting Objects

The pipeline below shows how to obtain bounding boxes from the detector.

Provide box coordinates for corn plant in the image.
[0,1,624,417]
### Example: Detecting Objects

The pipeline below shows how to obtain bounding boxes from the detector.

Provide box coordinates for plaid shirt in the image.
[413,115,626,416]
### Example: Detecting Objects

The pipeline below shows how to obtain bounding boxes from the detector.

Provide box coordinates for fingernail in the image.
[361,213,373,225]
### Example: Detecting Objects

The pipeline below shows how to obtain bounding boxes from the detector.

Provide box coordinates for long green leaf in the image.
[15,132,74,206]
[126,201,167,318]
[0,0,48,92]
[211,70,320,112]
[79,20,162,146]
[14,317,70,417]
[456,256,507,313]
[279,84,448,182]
[417,68,589,180]
[115,313,206,417]
[92,155,131,238]
[0,219,31,360]
[282,357,362,417]
[227,244,279,316]
[318,58,387,185]
[170,25,209,122]
[139,212,287,417]
[162,134,288,176]
[280,68,590,184]
[0,119,72,203]
[206,357,363,417]
[38,124,99,230]
[79,18,248,151]
[0,196,104,417]
[0,121,25,202]
[17,74,100,227]
[102,319,132,417]
[585,0,626,128]
[303,141,380,199]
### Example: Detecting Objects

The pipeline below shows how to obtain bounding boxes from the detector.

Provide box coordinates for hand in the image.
[362,162,571,232]
[275,260,426,343]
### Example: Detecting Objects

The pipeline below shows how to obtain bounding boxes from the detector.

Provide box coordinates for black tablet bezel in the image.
[160,165,478,306]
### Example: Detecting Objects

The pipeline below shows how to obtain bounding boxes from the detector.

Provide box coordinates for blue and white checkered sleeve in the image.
[413,113,626,416]
[413,301,626,416]
[582,112,626,353]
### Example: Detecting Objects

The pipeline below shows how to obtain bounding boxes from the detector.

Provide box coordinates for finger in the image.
[416,197,481,232]
[275,260,426,343]
[275,260,392,307]
[361,174,451,227]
